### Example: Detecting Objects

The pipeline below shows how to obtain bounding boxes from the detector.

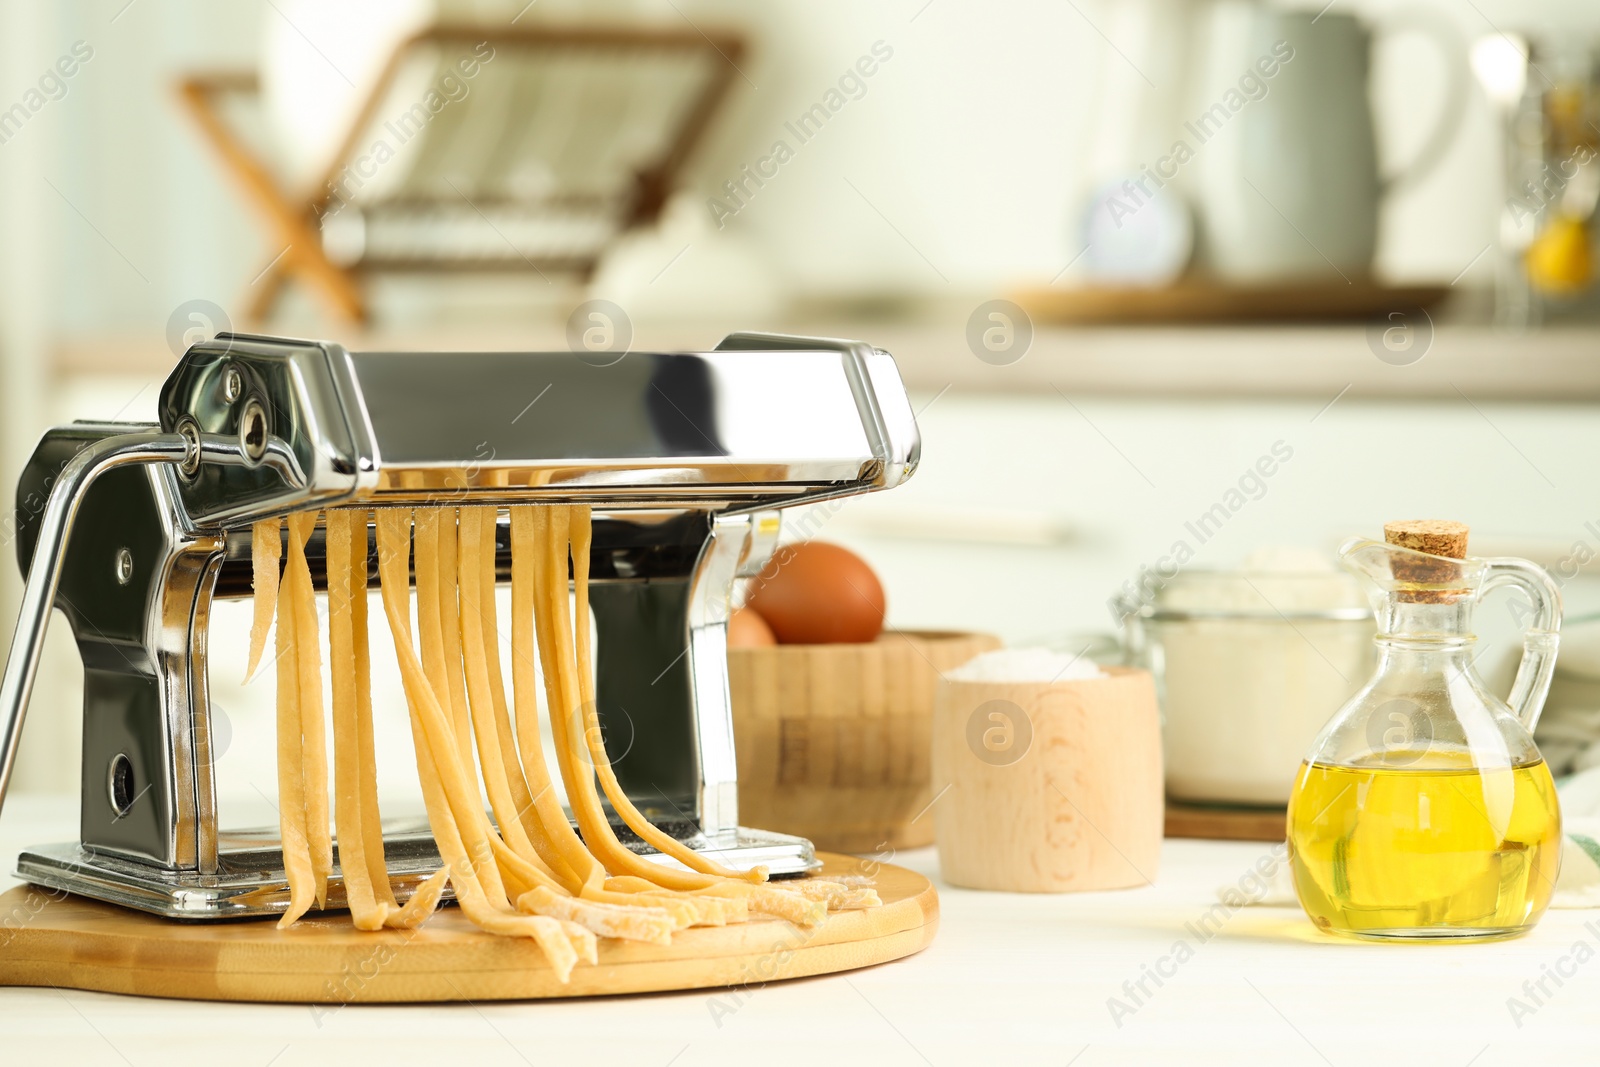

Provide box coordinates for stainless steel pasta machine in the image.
[0,331,920,918]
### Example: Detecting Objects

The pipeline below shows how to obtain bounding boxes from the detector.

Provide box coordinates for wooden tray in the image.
[0,853,936,1003]
[1165,800,1286,842]
[1013,280,1450,325]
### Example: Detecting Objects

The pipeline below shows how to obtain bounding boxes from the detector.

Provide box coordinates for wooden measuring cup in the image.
[930,666,1163,892]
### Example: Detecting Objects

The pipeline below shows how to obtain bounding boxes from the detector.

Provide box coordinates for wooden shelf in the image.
[1013,280,1451,325]
[52,318,1600,402]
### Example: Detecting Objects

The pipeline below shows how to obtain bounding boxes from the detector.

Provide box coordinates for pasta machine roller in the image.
[0,331,920,918]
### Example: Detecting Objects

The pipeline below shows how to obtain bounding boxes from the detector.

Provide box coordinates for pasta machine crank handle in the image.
[0,431,191,820]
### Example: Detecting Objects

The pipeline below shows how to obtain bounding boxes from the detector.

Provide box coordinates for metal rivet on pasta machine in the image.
[114,548,133,586]
[107,753,135,818]
[221,366,242,403]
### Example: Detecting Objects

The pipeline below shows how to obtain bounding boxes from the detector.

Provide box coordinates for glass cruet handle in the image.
[1482,557,1563,731]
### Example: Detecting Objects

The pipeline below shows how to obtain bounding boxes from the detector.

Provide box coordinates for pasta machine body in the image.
[0,332,919,918]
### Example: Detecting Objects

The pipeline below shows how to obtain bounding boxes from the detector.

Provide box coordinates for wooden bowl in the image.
[728,630,1001,853]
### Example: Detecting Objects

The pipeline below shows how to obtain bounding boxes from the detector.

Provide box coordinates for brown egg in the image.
[745,541,886,644]
[727,607,777,648]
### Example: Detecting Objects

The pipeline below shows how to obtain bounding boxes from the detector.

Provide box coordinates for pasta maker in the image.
[0,331,920,918]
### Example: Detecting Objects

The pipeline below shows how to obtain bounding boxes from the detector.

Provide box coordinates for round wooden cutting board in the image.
[0,853,936,1003]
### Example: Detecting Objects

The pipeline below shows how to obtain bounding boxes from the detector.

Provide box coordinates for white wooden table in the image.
[1,794,1594,1065]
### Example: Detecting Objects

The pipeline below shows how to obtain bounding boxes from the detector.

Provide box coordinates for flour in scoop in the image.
[948,648,1105,683]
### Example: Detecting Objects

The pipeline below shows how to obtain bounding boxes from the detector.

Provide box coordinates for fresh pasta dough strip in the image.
[536,507,847,926]
[458,508,695,930]
[434,509,476,766]
[592,880,736,927]
[696,882,829,927]
[508,507,716,912]
[578,887,702,928]
[392,517,569,910]
[610,862,827,925]
[374,511,579,980]
[507,506,603,893]
[246,518,281,680]
[376,509,473,884]
[409,511,509,906]
[457,508,554,873]
[384,867,451,929]
[286,511,333,909]
[568,505,764,884]
[530,506,737,894]
[485,833,692,934]
[601,877,798,926]
[346,513,425,918]
[270,523,315,928]
[517,886,676,945]
[528,505,657,882]
[560,921,600,965]
[488,835,568,896]
[327,510,389,930]
[347,512,398,909]
[471,512,556,871]
[599,875,747,923]
[791,879,883,910]
[328,509,448,928]
[413,511,467,763]
[272,503,869,958]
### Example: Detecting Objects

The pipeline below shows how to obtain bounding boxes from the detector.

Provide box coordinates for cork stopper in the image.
[1384,520,1469,559]
[1383,520,1469,602]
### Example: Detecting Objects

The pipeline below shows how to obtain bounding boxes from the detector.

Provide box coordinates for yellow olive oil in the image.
[1287,752,1561,940]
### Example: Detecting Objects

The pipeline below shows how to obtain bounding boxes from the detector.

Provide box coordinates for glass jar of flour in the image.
[1117,555,1375,807]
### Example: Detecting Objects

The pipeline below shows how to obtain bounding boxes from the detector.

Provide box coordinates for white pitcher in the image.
[1187,3,1469,281]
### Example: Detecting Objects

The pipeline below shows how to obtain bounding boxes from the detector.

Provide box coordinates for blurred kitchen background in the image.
[6,0,1600,808]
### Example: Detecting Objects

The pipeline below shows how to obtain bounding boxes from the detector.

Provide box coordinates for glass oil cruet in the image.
[1287,521,1564,941]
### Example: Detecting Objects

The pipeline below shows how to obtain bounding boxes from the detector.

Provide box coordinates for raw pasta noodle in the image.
[596,879,740,926]
[522,507,838,927]
[524,506,727,894]
[345,513,394,909]
[790,879,883,910]
[327,510,387,929]
[251,504,878,980]
[507,506,607,893]
[327,509,449,930]
[456,508,560,881]
[284,512,334,908]
[377,514,683,954]
[454,516,703,927]
[407,512,510,906]
[433,510,477,767]
[698,881,829,927]
[517,886,676,946]
[567,505,765,885]
[602,876,748,925]
[344,512,411,917]
[246,518,281,680]
[463,509,549,860]
[269,517,315,929]
[413,510,477,788]
[375,511,583,980]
